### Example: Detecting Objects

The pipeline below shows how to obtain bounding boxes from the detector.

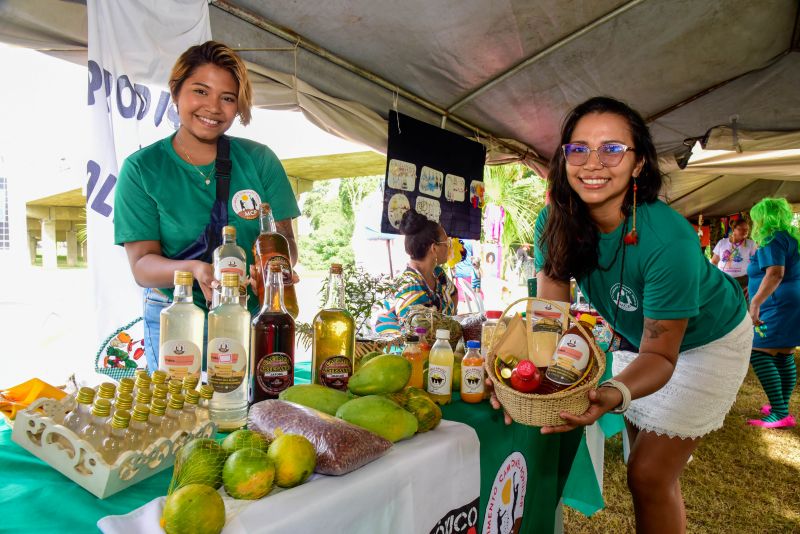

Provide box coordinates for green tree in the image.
[483,163,547,277]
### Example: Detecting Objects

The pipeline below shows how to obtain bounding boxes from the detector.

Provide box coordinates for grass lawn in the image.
[564,357,800,533]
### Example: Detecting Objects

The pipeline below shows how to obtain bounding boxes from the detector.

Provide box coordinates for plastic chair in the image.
[456,277,485,313]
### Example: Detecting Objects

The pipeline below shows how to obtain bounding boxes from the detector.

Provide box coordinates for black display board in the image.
[380,111,486,239]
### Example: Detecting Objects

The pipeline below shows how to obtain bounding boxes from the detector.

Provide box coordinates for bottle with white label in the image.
[207,272,251,431]
[545,313,597,386]
[159,271,204,381]
[427,329,454,405]
[211,225,247,309]
[460,340,485,403]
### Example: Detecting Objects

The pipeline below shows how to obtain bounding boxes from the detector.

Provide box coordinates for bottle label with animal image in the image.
[427,364,452,395]
[159,340,201,379]
[207,337,247,393]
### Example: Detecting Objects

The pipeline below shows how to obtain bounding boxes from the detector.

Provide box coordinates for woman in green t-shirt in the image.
[493,97,751,533]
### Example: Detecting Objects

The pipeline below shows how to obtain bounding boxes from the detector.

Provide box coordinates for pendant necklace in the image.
[175,134,214,185]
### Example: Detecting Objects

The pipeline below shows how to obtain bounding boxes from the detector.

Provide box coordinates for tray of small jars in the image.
[11,374,217,499]
[484,297,606,427]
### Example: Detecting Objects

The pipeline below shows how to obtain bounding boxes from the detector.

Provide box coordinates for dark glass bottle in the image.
[253,202,299,318]
[250,263,295,404]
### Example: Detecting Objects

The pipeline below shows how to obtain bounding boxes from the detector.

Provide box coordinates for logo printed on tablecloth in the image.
[483,452,527,534]
[232,189,262,220]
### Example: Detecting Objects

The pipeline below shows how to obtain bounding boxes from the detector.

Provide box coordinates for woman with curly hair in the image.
[747,197,800,428]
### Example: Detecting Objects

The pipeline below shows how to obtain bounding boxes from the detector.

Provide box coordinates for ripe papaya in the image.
[404,394,442,433]
[348,355,411,396]
[279,384,351,416]
[335,395,418,442]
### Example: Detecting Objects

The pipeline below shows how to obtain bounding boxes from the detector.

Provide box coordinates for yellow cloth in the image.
[0,378,67,420]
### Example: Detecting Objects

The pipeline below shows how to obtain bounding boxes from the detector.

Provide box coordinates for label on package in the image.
[427,364,452,395]
[207,337,247,393]
[256,352,293,395]
[216,256,245,279]
[319,355,352,391]
[461,365,485,395]
[267,256,294,287]
[160,339,201,380]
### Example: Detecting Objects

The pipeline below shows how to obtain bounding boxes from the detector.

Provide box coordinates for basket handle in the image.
[486,296,571,357]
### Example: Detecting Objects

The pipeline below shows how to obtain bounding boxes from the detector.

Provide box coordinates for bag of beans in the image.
[248,399,393,475]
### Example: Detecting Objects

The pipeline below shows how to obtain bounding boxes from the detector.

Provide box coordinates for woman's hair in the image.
[399,209,442,260]
[169,41,253,125]
[540,96,663,280]
[730,217,749,229]
[749,197,800,250]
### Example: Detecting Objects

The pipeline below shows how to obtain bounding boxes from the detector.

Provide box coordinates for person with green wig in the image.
[747,197,800,428]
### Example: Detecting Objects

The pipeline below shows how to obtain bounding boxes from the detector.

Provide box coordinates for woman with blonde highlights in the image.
[114,41,300,372]
[746,197,800,428]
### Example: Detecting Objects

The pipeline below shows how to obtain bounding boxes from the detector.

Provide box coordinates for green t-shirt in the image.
[535,201,746,351]
[114,134,301,315]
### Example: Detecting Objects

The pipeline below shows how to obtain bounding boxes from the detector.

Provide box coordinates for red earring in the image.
[623,178,638,245]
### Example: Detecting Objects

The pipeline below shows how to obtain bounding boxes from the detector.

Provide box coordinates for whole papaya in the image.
[348,354,411,396]
[279,384,351,416]
[335,395,418,442]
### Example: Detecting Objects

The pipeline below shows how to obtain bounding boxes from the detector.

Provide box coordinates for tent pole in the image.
[386,240,394,279]
[209,0,544,165]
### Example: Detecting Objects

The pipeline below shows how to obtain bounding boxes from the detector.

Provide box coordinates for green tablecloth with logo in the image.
[0,361,619,533]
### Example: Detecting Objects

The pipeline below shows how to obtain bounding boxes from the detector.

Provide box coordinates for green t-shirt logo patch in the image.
[232,189,262,220]
[610,283,639,312]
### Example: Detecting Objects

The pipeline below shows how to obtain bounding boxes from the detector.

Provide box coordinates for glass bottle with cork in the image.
[312,263,355,391]
[250,262,295,404]
[460,340,484,403]
[211,224,247,309]
[159,271,204,381]
[253,202,299,318]
[208,272,251,430]
[427,329,454,405]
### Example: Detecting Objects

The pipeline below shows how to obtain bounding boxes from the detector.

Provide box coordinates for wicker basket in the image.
[354,335,403,367]
[485,297,606,427]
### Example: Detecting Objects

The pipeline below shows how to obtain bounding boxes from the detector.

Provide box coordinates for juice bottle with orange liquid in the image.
[402,335,425,389]
[460,340,484,403]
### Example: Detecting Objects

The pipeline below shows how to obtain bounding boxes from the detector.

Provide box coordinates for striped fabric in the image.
[375,266,457,334]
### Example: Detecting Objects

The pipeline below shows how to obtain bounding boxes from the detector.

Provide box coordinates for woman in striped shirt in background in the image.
[375,209,458,334]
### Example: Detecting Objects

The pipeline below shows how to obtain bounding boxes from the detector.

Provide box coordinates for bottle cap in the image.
[92,398,112,417]
[76,387,96,405]
[168,393,185,410]
[152,384,169,399]
[135,390,153,405]
[222,225,236,237]
[579,313,597,327]
[269,262,283,273]
[182,375,199,391]
[485,311,502,320]
[221,273,239,287]
[118,377,135,393]
[259,202,273,213]
[185,389,200,405]
[150,398,167,416]
[199,384,214,399]
[466,340,481,349]
[406,335,419,343]
[97,383,116,400]
[516,360,537,379]
[330,263,343,274]
[134,369,148,380]
[115,392,133,410]
[135,374,151,387]
[132,404,150,422]
[151,370,168,385]
[111,410,131,429]
[174,271,193,286]
[436,329,450,339]
[167,379,183,395]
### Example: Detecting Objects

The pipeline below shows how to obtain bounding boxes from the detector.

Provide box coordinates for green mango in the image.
[335,395,418,442]
[278,384,351,416]
[348,354,411,395]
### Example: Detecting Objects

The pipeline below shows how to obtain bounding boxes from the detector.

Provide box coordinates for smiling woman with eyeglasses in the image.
[374,209,457,334]
[488,97,752,534]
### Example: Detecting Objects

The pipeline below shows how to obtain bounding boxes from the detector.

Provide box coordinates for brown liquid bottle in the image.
[253,202,299,318]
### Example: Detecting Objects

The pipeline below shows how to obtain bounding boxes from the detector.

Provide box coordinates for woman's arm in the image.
[711,254,720,266]
[536,271,570,302]
[275,218,298,267]
[542,317,688,433]
[123,241,214,302]
[749,265,784,324]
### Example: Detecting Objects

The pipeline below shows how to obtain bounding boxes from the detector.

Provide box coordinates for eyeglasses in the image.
[562,142,635,167]
[436,239,452,248]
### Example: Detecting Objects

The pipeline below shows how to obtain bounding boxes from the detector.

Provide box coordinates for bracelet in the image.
[599,379,632,414]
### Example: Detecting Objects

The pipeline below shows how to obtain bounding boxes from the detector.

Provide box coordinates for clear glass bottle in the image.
[196,385,214,425]
[144,398,167,448]
[96,382,116,410]
[159,271,204,381]
[100,409,130,464]
[124,404,150,453]
[212,225,247,309]
[80,398,112,449]
[63,387,96,434]
[312,264,355,391]
[253,202,299,317]
[250,263,295,404]
[182,375,199,394]
[180,389,199,431]
[112,391,133,418]
[160,394,185,439]
[208,272,251,431]
[427,329,454,405]
[132,374,151,400]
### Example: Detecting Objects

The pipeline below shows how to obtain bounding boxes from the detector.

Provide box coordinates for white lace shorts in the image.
[612,315,753,439]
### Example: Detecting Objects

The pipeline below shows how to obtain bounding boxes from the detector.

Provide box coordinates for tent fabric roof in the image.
[1,0,799,215]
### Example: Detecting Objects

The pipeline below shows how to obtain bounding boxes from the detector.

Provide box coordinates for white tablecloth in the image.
[98,420,480,534]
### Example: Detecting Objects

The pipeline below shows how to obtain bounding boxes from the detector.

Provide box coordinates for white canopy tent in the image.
[1,0,799,215]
